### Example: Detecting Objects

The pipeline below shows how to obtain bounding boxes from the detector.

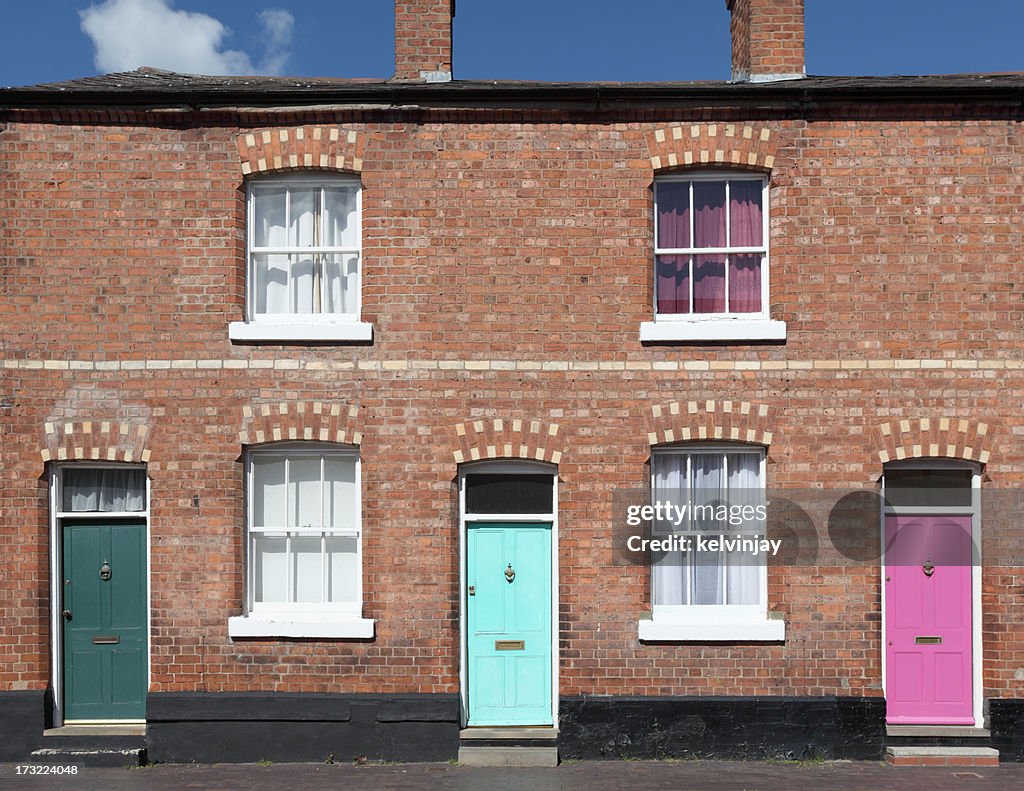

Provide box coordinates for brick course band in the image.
[235,127,367,175]
[5,357,1022,373]
[40,420,152,464]
[449,418,565,464]
[240,401,362,446]
[648,399,774,448]
[647,124,778,172]
[874,417,993,465]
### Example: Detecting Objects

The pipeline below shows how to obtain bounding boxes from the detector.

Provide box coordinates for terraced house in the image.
[1,0,1023,767]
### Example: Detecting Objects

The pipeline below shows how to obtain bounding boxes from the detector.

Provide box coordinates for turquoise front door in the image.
[466,522,552,726]
[62,521,148,720]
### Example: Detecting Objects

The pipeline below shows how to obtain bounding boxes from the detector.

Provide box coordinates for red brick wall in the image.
[1,107,1022,701]
[728,0,805,80]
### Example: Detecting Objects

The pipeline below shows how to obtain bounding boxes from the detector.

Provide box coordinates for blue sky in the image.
[2,0,1023,88]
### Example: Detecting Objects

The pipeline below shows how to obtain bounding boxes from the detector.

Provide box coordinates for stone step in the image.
[886,725,990,738]
[31,747,147,767]
[886,746,1000,767]
[45,724,145,737]
[458,745,558,767]
[459,726,558,745]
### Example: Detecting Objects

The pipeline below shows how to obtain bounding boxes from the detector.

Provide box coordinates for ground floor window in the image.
[230,443,373,638]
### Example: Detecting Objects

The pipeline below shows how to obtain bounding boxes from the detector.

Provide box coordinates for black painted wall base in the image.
[3,690,1015,763]
[0,690,48,761]
[145,692,459,764]
[990,699,1024,762]
[559,696,886,761]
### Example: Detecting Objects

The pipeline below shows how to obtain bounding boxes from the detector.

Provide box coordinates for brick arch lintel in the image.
[449,418,565,465]
[240,401,362,447]
[646,123,777,173]
[874,417,993,465]
[236,126,367,176]
[648,399,774,447]
[40,420,153,464]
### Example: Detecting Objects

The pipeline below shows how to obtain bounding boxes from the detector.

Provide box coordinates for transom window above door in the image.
[60,466,147,513]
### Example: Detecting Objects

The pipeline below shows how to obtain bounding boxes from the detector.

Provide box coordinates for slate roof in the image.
[3,67,1024,108]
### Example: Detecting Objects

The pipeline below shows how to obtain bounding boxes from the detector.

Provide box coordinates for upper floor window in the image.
[230,174,372,343]
[641,173,785,342]
[655,174,766,317]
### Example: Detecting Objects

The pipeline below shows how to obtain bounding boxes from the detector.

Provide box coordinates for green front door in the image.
[62,521,147,720]
[467,522,552,726]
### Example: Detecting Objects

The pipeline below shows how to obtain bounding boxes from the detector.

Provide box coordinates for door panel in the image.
[467,522,552,726]
[63,521,147,720]
[885,514,973,724]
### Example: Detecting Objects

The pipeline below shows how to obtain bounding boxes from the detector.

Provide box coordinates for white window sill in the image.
[229,321,373,343]
[640,318,787,343]
[638,616,785,642]
[228,615,375,639]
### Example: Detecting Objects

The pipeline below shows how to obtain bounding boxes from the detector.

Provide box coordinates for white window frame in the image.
[228,443,374,638]
[229,173,373,343]
[641,172,786,342]
[639,444,785,642]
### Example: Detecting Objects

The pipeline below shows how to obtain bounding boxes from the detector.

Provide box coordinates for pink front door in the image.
[884,514,973,724]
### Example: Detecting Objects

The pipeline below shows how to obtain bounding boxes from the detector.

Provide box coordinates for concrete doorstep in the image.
[886,746,1000,767]
[458,726,559,766]
[457,745,559,767]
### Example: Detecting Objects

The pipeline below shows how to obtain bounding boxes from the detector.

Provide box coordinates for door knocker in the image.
[923,558,935,577]
[99,560,112,582]
[504,563,515,582]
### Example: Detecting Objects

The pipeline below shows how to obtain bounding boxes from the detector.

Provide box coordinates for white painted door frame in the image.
[879,458,983,729]
[457,460,558,729]
[48,463,151,726]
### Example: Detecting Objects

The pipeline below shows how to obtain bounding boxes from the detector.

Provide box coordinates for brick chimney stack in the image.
[726,0,805,83]
[394,1,454,82]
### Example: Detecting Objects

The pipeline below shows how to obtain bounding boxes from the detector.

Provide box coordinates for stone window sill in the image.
[640,318,787,343]
[228,615,375,639]
[229,320,373,343]
[638,617,785,642]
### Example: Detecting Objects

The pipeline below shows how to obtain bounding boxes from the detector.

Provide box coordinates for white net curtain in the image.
[652,450,763,606]
[251,182,360,316]
[62,467,146,512]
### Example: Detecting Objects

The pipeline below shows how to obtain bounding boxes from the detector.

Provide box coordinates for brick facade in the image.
[3,108,1022,701]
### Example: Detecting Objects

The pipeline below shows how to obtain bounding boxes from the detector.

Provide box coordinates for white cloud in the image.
[256,9,294,76]
[80,0,294,76]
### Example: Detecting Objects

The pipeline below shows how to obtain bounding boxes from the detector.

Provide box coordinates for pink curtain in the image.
[657,180,763,315]
[694,255,725,313]
[656,182,690,314]
[693,183,726,312]
[728,181,763,313]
